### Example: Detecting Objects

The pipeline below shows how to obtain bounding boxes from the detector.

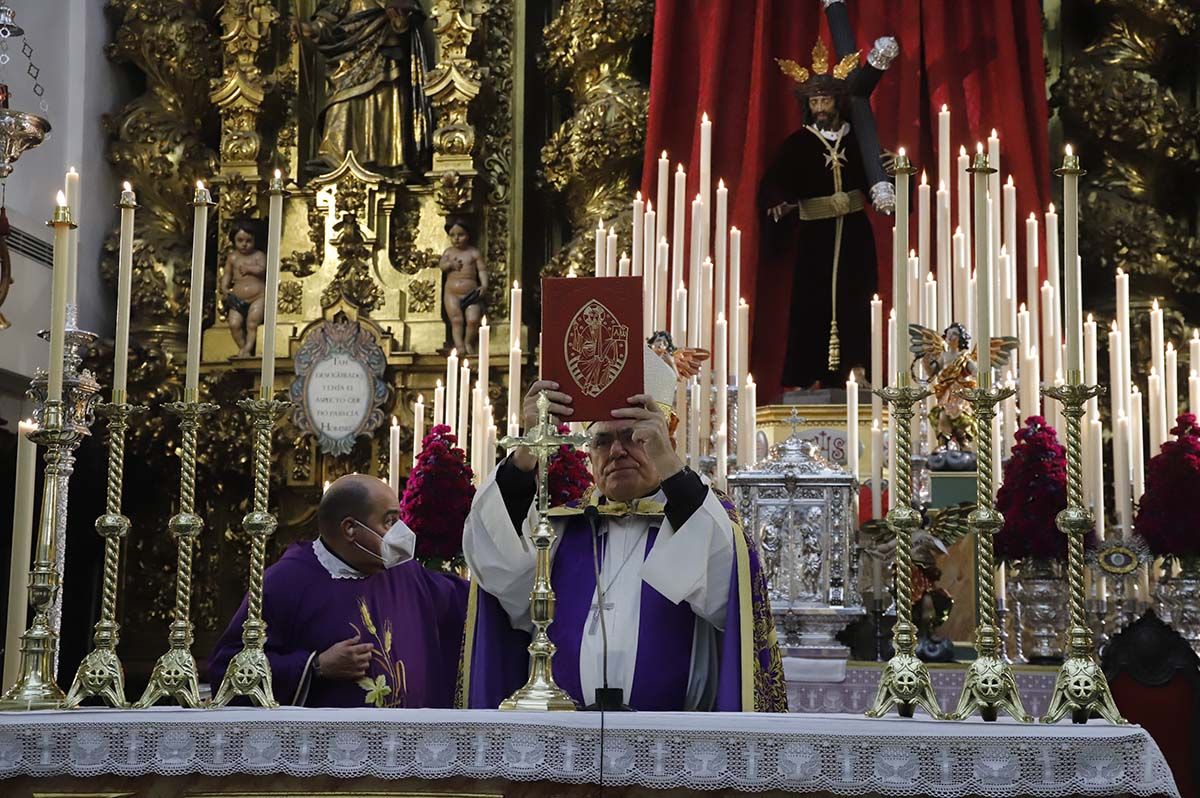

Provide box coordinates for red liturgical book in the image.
[541,276,645,422]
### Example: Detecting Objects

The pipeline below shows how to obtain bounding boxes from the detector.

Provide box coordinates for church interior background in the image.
[0,0,1198,796]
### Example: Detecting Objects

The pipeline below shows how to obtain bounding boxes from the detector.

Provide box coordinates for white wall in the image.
[0,0,128,382]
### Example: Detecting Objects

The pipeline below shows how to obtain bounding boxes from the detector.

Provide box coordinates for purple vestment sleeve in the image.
[467,584,531,708]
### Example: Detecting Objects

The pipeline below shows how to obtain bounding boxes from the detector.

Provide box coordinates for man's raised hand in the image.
[317,633,374,681]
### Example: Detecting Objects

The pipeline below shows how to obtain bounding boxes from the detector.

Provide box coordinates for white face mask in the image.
[352,518,417,568]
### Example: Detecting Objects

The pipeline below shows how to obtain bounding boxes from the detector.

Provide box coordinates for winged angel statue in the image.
[908,322,1018,465]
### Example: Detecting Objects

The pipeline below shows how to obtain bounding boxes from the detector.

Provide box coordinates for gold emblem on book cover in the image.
[565,300,629,397]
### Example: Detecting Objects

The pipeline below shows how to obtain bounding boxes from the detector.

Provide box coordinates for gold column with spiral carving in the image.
[134,394,218,708]
[1042,372,1125,724]
[210,390,290,708]
[64,393,144,709]
[865,380,944,719]
[497,392,590,711]
[951,376,1032,722]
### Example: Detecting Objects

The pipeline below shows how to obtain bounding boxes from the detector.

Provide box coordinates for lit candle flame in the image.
[392,416,399,426]
[959,145,966,156]
[897,146,906,158]
[196,180,205,190]
[920,170,927,185]
[513,280,519,289]
[274,168,282,179]
[1029,212,1036,220]
[123,181,132,192]
[976,142,984,155]
[1007,175,1014,187]
[636,191,642,201]
[702,112,709,123]
[718,178,725,189]
[941,103,948,112]
[661,150,668,159]
[55,190,67,207]
[991,128,998,138]
[1065,144,1074,157]
[1048,202,1056,213]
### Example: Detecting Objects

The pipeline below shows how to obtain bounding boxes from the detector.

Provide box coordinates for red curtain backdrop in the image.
[641,0,1051,402]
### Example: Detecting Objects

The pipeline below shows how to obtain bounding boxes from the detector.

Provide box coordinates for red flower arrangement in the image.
[400,424,474,566]
[548,423,593,506]
[1134,413,1200,557]
[994,416,1070,562]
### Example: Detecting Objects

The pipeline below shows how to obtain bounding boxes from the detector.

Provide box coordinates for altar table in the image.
[0,706,1177,798]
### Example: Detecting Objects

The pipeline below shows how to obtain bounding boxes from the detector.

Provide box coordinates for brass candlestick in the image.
[65,396,144,708]
[1041,375,1125,724]
[951,378,1031,722]
[135,395,217,708]
[866,382,945,719]
[0,401,78,710]
[211,395,289,708]
[497,391,589,711]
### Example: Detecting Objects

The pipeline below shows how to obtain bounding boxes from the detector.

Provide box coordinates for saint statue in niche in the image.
[294,0,435,175]
[439,217,487,355]
[219,220,267,358]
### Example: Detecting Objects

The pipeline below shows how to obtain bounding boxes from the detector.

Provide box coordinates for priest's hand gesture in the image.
[611,394,683,481]
[316,633,374,681]
[512,379,574,472]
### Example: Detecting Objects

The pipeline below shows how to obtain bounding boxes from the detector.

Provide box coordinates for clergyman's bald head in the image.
[318,474,381,539]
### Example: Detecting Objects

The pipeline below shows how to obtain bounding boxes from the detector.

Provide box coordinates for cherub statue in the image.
[908,322,1018,461]
[647,330,710,380]
[861,502,973,663]
[439,217,488,355]
[218,220,267,358]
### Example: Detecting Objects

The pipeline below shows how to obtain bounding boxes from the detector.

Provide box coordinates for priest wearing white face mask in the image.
[208,474,468,707]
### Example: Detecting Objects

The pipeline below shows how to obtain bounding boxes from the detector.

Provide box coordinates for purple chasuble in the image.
[548,517,696,710]
[209,541,467,708]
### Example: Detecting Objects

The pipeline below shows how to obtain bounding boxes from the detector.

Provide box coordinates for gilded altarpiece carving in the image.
[98,0,542,682]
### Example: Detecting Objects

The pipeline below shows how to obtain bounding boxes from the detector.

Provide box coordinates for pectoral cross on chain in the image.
[588,600,614,636]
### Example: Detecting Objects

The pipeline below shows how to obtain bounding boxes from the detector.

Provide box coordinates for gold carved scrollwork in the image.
[540,0,653,278]
[425,1,485,213]
[408,278,436,313]
[1052,0,1200,328]
[211,0,278,169]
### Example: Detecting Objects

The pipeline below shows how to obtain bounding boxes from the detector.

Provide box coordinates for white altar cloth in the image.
[0,707,1178,797]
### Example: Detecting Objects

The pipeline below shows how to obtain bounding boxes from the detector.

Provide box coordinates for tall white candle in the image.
[478,315,490,405]
[595,219,605,277]
[972,145,992,380]
[1040,281,1055,380]
[908,251,920,332]
[746,376,757,466]
[1018,304,1031,357]
[870,295,883,424]
[445,349,459,433]
[1003,175,1017,268]
[4,419,37,689]
[1114,411,1132,540]
[1089,413,1105,541]
[643,201,655,279]
[936,181,951,331]
[1191,370,1199,415]
[1166,343,1179,434]
[185,181,213,398]
[113,182,137,397]
[894,148,913,381]
[938,105,951,192]
[847,373,860,476]
[688,381,701,469]
[1085,314,1099,419]
[1131,387,1145,502]
[715,424,728,491]
[507,344,521,431]
[918,172,930,304]
[618,251,630,278]
[389,416,401,491]
[672,165,686,294]
[998,248,1013,338]
[656,151,670,246]
[953,227,967,324]
[957,146,972,266]
[1150,299,1165,384]
[1025,213,1040,352]
[458,360,471,456]
[509,281,522,349]
[1108,324,1125,420]
[888,310,897,388]
[699,112,712,256]
[1148,369,1164,459]
[728,227,741,364]
[688,196,703,347]
[715,180,728,331]
[988,130,1001,275]
[924,273,937,330]
[737,298,750,394]
[64,168,80,305]
[606,228,618,277]
[715,314,729,476]
[433,380,445,430]
[1021,345,1040,421]
[1117,268,1132,412]
[655,238,669,332]
[1061,146,1083,374]
[1191,330,1200,377]
[672,282,687,348]
[632,192,644,278]
[413,395,426,464]
[261,172,284,396]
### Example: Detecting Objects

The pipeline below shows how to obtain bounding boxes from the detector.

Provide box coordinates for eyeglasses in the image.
[590,428,639,452]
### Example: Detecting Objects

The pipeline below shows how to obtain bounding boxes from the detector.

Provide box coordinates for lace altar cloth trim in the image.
[0,707,1177,797]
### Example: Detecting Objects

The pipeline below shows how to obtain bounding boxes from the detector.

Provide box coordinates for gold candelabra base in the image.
[210,397,289,709]
[952,384,1031,722]
[1041,379,1125,725]
[498,392,589,712]
[0,404,79,711]
[65,400,142,709]
[135,399,216,708]
[865,383,944,720]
